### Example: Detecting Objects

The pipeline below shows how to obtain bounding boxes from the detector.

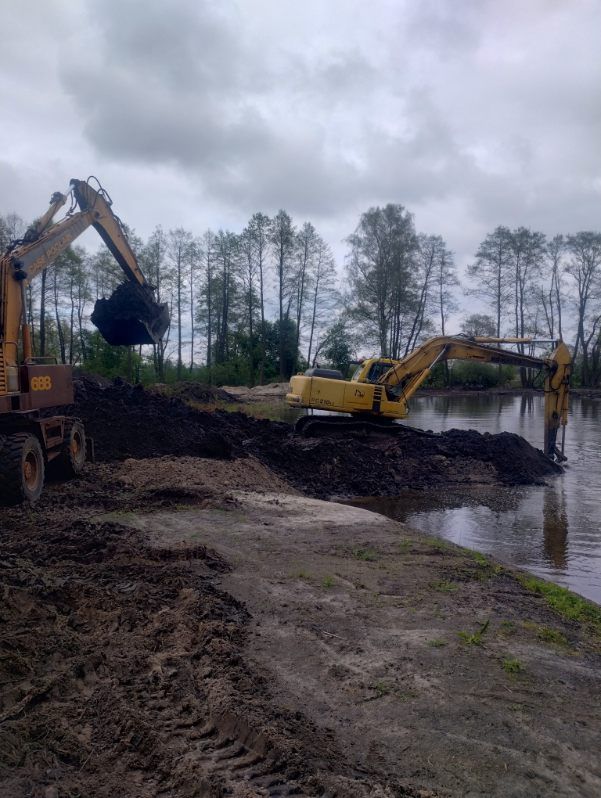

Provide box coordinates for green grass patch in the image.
[322,576,335,588]
[502,657,524,674]
[352,547,378,562]
[431,579,459,593]
[370,681,391,698]
[517,575,601,633]
[458,619,490,646]
[537,626,569,646]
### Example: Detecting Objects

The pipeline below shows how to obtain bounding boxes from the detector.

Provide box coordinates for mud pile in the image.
[150,381,239,404]
[70,376,562,495]
[248,425,563,498]
[70,376,259,461]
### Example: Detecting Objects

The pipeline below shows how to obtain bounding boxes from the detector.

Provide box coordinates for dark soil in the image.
[69,376,562,497]
[151,381,240,405]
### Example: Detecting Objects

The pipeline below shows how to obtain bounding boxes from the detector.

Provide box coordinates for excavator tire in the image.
[0,432,45,505]
[54,420,86,478]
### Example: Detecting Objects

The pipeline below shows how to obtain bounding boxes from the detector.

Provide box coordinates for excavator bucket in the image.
[91,282,170,346]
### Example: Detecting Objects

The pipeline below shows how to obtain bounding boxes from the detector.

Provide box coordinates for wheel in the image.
[56,420,86,477]
[0,433,45,505]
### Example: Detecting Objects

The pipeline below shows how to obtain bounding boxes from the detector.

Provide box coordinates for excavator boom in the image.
[287,336,571,461]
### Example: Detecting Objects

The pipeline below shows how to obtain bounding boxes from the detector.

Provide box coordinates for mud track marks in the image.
[0,518,360,797]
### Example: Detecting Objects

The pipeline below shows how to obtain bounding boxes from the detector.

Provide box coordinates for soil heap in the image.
[70,376,562,496]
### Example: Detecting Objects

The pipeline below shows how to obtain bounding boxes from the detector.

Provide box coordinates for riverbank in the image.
[1,458,601,797]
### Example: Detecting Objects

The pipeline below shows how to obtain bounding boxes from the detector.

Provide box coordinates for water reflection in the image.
[344,395,601,605]
[543,483,569,569]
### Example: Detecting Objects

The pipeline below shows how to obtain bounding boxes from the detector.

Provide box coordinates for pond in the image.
[347,394,601,604]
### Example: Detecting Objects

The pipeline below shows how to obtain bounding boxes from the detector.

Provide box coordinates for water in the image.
[348,394,601,604]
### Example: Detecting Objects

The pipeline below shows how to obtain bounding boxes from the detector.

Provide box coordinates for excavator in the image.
[286,336,571,460]
[0,177,169,504]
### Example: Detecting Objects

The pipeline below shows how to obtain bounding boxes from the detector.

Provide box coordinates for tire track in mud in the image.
[0,510,405,797]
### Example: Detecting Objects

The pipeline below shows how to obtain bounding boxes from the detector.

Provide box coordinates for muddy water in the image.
[349,394,601,604]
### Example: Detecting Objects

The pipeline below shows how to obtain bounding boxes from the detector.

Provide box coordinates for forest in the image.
[1,204,601,387]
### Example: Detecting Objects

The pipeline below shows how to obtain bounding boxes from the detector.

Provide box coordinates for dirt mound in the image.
[248,425,562,498]
[68,377,560,493]
[70,376,260,462]
[151,381,239,404]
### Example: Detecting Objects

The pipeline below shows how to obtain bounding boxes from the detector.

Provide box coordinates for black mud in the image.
[70,376,562,496]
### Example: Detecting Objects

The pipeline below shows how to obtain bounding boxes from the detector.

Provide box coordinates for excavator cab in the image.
[91,282,170,346]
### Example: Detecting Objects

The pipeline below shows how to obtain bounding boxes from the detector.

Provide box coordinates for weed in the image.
[352,547,378,562]
[458,619,490,645]
[371,681,391,698]
[472,551,489,567]
[394,690,417,701]
[428,639,447,648]
[537,626,569,646]
[322,576,335,588]
[517,575,601,633]
[425,537,452,552]
[500,620,516,635]
[296,570,310,580]
[502,657,524,674]
[431,580,458,593]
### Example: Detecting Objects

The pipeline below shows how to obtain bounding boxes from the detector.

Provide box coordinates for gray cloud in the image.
[1,0,600,277]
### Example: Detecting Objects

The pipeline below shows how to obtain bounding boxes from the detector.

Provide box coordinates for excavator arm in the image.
[287,335,571,460]
[1,177,169,369]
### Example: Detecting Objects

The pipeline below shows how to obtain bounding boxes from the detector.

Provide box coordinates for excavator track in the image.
[294,414,405,437]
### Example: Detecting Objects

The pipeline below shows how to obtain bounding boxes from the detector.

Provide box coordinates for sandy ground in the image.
[2,458,600,797]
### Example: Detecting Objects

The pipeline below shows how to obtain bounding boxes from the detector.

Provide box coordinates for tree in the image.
[292,222,318,354]
[306,236,338,366]
[316,318,355,375]
[461,313,496,337]
[270,210,296,378]
[565,232,601,386]
[168,228,193,379]
[346,204,418,357]
[541,235,565,340]
[239,223,261,385]
[141,226,170,380]
[467,226,513,337]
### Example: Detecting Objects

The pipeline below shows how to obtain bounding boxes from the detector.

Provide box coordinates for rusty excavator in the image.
[287,336,571,460]
[0,177,169,504]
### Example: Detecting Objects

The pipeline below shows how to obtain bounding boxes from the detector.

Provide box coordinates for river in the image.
[346,394,601,604]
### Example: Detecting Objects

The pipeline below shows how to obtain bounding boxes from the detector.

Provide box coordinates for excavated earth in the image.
[2,378,598,798]
[68,376,561,495]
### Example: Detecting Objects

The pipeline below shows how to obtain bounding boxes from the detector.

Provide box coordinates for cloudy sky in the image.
[1,0,599,270]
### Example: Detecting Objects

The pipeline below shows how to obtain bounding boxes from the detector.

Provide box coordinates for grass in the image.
[502,657,524,674]
[537,626,569,646]
[458,619,490,646]
[322,576,335,588]
[431,579,459,593]
[352,547,378,562]
[428,638,447,648]
[517,575,601,634]
[371,681,391,698]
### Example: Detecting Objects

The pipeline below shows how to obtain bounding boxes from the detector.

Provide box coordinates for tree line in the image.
[1,205,600,386]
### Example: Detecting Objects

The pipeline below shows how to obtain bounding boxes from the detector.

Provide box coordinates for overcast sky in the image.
[1,0,599,272]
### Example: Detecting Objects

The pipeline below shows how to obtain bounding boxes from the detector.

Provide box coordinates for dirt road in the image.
[2,457,600,797]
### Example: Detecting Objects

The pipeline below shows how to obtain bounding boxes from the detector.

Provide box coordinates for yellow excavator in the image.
[0,177,169,504]
[287,336,571,460]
